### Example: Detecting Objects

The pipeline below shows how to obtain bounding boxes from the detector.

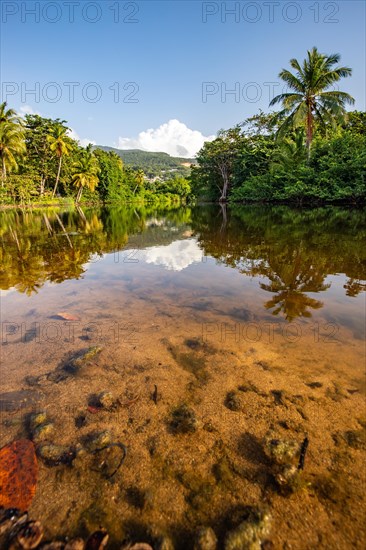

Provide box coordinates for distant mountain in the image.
[93,146,196,180]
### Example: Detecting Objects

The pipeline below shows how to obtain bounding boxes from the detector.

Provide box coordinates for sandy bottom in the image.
[0,265,365,549]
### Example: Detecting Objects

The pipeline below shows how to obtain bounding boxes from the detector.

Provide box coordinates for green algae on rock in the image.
[224,507,272,550]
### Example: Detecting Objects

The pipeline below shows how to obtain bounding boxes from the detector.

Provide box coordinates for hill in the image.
[93,146,196,180]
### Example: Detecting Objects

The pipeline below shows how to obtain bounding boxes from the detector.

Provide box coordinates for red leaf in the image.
[56,312,80,321]
[0,439,38,511]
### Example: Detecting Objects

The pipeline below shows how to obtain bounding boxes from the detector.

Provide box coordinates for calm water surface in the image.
[0,205,365,548]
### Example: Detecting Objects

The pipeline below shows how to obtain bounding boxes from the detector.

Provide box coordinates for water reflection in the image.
[0,204,365,321]
[143,239,203,271]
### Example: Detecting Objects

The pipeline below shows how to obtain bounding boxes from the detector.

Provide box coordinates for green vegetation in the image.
[94,146,195,181]
[0,107,191,206]
[191,48,366,205]
[1,48,364,206]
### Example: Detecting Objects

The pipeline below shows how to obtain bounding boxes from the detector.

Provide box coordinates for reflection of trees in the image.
[343,278,366,297]
[191,205,366,321]
[0,205,192,294]
[258,249,330,321]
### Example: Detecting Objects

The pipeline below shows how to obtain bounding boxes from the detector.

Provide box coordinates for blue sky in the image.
[1,0,365,156]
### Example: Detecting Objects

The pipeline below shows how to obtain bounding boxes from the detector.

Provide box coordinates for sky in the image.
[0,0,365,157]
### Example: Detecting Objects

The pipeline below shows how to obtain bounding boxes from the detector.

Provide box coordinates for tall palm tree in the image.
[269,47,355,158]
[72,146,100,203]
[0,123,26,184]
[47,125,73,197]
[0,101,20,124]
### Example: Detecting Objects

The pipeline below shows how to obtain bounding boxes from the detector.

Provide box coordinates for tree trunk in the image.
[306,105,313,162]
[40,175,45,195]
[76,186,83,203]
[1,157,6,186]
[52,155,62,197]
[218,164,229,202]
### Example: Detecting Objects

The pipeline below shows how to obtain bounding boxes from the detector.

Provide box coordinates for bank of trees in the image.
[191,48,366,204]
[0,107,191,205]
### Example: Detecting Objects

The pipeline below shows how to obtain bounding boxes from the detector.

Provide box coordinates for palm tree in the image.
[132,169,145,195]
[72,146,100,203]
[269,47,355,158]
[0,101,20,124]
[0,122,26,184]
[271,128,306,170]
[47,125,73,197]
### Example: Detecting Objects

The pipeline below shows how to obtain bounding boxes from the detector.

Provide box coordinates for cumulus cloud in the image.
[117,119,215,158]
[18,104,40,117]
[67,128,96,148]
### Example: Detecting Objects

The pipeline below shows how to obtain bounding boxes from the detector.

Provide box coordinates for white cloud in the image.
[19,104,40,117]
[67,128,96,148]
[117,119,215,158]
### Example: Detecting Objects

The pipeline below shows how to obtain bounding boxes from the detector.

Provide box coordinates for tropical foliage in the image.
[191,49,365,205]
[0,105,191,206]
[0,48,365,206]
[269,47,354,157]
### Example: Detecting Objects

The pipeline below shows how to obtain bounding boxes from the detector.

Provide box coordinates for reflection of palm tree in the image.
[259,249,330,321]
[344,278,366,297]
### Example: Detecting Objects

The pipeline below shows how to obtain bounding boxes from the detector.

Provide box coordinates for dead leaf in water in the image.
[56,312,81,321]
[0,439,38,511]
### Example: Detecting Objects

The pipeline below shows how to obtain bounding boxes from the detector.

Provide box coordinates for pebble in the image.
[32,423,55,443]
[86,431,112,452]
[193,527,218,550]
[97,392,115,410]
[224,391,242,412]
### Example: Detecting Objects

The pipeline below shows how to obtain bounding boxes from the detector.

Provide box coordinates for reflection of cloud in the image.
[142,238,203,271]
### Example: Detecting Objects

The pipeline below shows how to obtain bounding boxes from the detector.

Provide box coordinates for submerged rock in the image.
[224,391,242,412]
[263,432,301,465]
[70,347,103,372]
[64,540,85,550]
[96,392,116,410]
[170,405,197,434]
[193,526,218,550]
[155,536,175,550]
[32,423,55,443]
[29,412,48,432]
[123,545,153,550]
[224,508,271,550]
[85,431,112,452]
[14,519,44,548]
[85,530,108,550]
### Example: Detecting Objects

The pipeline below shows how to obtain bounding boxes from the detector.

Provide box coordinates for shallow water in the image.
[0,204,365,548]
